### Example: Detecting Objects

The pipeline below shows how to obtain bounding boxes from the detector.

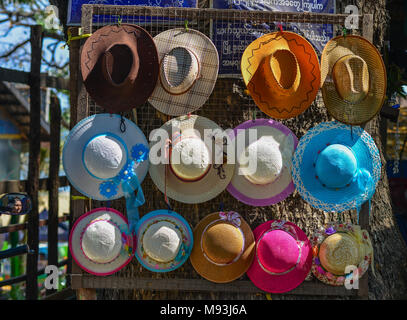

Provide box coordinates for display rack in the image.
[68,4,374,299]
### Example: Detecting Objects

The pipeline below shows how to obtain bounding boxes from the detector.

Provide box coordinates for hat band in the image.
[256,220,304,276]
[200,212,245,266]
[80,219,131,264]
[159,47,201,96]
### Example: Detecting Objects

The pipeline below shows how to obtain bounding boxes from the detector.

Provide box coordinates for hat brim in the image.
[63,114,149,201]
[148,28,219,116]
[149,115,235,204]
[292,121,381,212]
[241,31,320,119]
[134,210,193,272]
[226,119,298,206]
[81,24,159,113]
[321,35,386,125]
[246,220,312,293]
[69,208,135,276]
[190,212,255,283]
[310,222,372,286]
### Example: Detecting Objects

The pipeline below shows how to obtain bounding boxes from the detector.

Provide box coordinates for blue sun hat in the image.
[63,114,149,232]
[134,209,193,272]
[292,121,381,213]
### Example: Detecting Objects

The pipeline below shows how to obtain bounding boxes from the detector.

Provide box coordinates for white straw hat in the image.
[227,119,298,206]
[149,115,234,204]
[148,28,219,116]
[135,209,193,272]
[69,208,134,276]
[63,114,149,201]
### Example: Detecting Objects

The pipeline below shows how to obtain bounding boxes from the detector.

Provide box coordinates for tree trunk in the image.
[61,0,407,300]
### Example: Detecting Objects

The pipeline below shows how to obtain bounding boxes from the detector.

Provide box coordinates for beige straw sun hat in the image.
[321,35,387,125]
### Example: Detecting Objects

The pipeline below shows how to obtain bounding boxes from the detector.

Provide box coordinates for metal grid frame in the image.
[69,4,374,298]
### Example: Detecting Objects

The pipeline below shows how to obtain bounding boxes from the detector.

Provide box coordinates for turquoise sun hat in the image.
[292,121,381,213]
[134,209,193,272]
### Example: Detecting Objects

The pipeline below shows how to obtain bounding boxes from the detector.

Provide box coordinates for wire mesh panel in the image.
[71,4,373,297]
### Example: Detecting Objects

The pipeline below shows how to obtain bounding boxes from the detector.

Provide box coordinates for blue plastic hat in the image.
[292,121,381,213]
[134,209,193,273]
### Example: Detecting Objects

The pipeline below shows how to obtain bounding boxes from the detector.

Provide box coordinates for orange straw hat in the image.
[190,211,255,283]
[241,31,321,119]
[320,35,386,125]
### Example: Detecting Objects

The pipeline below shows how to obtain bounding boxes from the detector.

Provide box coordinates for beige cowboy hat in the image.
[148,115,234,204]
[148,28,219,116]
[321,35,387,125]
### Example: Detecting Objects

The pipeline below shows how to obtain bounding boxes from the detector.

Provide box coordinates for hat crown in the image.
[160,47,199,95]
[319,233,360,275]
[101,43,138,87]
[315,144,358,189]
[240,136,283,185]
[83,135,127,180]
[170,136,211,181]
[332,54,369,104]
[81,220,122,264]
[257,229,300,274]
[269,49,301,92]
[142,221,182,263]
[202,222,244,265]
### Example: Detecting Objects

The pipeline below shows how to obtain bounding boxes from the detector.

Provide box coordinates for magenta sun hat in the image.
[69,207,135,276]
[246,220,312,293]
[226,119,298,206]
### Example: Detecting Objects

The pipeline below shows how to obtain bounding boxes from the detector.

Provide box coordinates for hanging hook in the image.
[120,114,126,133]
[117,15,122,26]
[184,19,189,32]
[342,26,347,38]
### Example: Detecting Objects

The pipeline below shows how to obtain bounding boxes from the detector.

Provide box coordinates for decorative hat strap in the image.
[174,242,190,262]
[122,172,145,234]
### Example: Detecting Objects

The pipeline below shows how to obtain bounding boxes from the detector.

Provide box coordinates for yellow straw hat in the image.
[321,35,387,125]
[311,222,374,286]
[241,31,321,119]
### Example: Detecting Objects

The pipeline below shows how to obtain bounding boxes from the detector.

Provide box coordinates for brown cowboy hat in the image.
[81,24,159,113]
[241,31,321,119]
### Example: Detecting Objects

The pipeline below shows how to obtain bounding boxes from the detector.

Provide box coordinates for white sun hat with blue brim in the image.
[63,113,149,202]
[134,209,193,272]
[292,121,381,213]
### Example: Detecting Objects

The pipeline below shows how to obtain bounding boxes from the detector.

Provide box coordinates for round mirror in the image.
[0,193,32,215]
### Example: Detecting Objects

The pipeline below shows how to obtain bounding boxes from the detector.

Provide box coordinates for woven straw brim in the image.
[134,210,193,273]
[69,208,134,276]
[148,115,235,204]
[246,220,312,293]
[321,35,386,125]
[291,121,381,213]
[190,212,255,283]
[226,119,298,206]
[63,114,149,201]
[241,31,320,119]
[148,28,219,116]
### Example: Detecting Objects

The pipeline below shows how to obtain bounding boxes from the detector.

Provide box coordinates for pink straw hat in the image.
[246,220,312,293]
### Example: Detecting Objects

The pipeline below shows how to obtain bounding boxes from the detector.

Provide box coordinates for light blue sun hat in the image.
[134,209,193,272]
[292,121,381,213]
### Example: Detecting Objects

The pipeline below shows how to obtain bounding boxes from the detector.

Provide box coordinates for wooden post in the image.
[46,94,61,296]
[26,25,43,300]
[68,22,96,300]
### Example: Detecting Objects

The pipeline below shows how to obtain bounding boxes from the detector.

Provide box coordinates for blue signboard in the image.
[211,0,335,76]
[67,0,198,25]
